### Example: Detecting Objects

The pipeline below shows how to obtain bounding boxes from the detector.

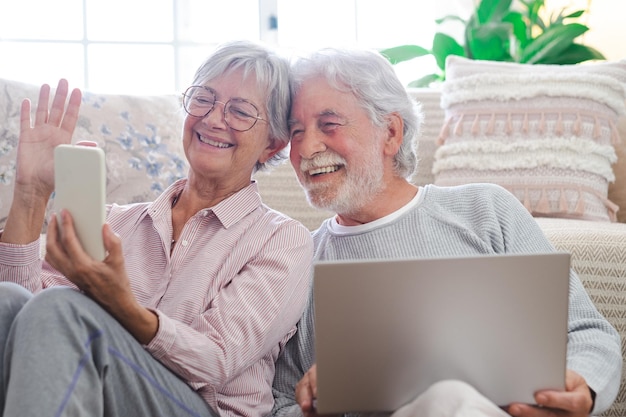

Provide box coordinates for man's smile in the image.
[308,165,342,177]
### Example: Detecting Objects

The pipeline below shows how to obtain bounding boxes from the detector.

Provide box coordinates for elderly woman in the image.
[0,41,312,417]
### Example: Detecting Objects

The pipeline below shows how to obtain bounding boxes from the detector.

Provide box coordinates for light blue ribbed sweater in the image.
[271,183,621,416]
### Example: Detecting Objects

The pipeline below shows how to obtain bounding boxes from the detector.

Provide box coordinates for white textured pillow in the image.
[0,78,188,230]
[433,56,626,222]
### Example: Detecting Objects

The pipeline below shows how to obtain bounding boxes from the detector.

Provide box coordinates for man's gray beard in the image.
[303,155,385,215]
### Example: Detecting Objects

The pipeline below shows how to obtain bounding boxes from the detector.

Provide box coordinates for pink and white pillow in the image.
[433,56,626,222]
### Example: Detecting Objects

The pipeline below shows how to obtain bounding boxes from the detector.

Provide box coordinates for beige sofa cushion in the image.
[254,163,333,231]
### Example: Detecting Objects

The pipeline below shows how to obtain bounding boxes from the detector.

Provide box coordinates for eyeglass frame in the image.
[182,85,267,132]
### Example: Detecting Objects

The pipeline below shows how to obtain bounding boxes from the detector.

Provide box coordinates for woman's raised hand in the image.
[0,79,82,244]
[15,79,82,199]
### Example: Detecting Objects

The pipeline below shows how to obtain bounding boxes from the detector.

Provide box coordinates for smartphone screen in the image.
[53,144,107,260]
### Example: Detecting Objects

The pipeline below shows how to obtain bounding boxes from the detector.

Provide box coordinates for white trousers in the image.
[392,380,510,417]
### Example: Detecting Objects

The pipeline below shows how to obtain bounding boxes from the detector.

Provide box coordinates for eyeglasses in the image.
[182,85,266,132]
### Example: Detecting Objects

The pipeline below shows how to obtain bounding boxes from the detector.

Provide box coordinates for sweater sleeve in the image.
[484,185,622,413]
[425,184,621,413]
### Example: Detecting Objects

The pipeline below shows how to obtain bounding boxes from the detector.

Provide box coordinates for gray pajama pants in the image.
[0,282,217,417]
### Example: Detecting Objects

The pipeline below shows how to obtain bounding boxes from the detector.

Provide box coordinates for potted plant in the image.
[380,0,606,87]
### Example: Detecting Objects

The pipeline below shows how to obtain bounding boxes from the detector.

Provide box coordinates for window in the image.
[0,0,459,94]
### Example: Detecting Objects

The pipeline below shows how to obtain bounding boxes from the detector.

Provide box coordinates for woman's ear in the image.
[259,138,288,164]
[382,112,404,157]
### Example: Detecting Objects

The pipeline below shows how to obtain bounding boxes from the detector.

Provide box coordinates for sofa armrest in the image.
[535,217,626,416]
[535,218,626,284]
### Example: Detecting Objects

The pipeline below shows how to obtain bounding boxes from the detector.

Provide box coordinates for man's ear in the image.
[259,138,288,164]
[382,112,404,157]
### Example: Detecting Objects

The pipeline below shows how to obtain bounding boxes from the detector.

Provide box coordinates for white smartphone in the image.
[53,144,107,261]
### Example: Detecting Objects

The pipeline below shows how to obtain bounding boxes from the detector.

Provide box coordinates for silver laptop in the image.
[313,253,570,414]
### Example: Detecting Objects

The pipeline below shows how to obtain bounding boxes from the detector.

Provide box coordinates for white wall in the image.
[585,0,626,60]
[545,0,626,60]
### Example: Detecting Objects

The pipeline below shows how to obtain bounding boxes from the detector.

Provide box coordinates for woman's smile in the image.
[197,132,234,149]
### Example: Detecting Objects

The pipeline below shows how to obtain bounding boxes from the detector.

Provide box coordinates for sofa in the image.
[1,69,625,416]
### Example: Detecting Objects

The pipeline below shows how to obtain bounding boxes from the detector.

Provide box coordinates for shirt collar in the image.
[211,181,263,228]
[149,178,263,229]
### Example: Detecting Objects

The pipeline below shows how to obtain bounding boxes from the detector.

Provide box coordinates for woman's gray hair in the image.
[191,40,291,172]
[290,47,424,180]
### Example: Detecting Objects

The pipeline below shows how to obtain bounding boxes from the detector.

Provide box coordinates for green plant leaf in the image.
[504,11,526,42]
[503,11,527,59]
[467,22,512,61]
[380,45,431,65]
[380,0,604,86]
[521,0,545,33]
[551,9,585,25]
[520,23,589,64]
[563,9,585,19]
[431,32,465,71]
[476,0,513,24]
[464,13,478,55]
[536,43,606,64]
[408,73,443,88]
[435,15,466,25]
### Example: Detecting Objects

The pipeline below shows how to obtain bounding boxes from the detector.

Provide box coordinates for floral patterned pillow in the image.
[0,78,188,230]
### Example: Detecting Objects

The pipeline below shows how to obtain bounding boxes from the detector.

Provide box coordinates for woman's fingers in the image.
[60,87,82,136]
[44,214,65,271]
[48,79,70,126]
[19,99,32,133]
[33,83,52,127]
[29,79,79,134]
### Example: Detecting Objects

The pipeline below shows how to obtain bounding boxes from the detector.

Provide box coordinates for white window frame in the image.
[0,0,449,94]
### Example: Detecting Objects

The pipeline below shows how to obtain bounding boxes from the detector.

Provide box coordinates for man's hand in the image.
[296,364,341,417]
[507,370,594,417]
[296,364,318,415]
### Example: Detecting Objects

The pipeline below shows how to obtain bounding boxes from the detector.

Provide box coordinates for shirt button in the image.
[181,240,189,246]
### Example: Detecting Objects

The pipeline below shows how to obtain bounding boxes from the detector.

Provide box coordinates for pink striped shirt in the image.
[0,179,313,417]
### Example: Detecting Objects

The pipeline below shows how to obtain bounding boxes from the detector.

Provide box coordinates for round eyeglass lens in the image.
[225,99,261,131]
[184,86,215,118]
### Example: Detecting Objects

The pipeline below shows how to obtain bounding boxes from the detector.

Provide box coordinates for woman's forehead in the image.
[202,69,266,101]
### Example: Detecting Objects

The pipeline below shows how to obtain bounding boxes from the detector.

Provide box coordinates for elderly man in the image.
[271,47,621,417]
